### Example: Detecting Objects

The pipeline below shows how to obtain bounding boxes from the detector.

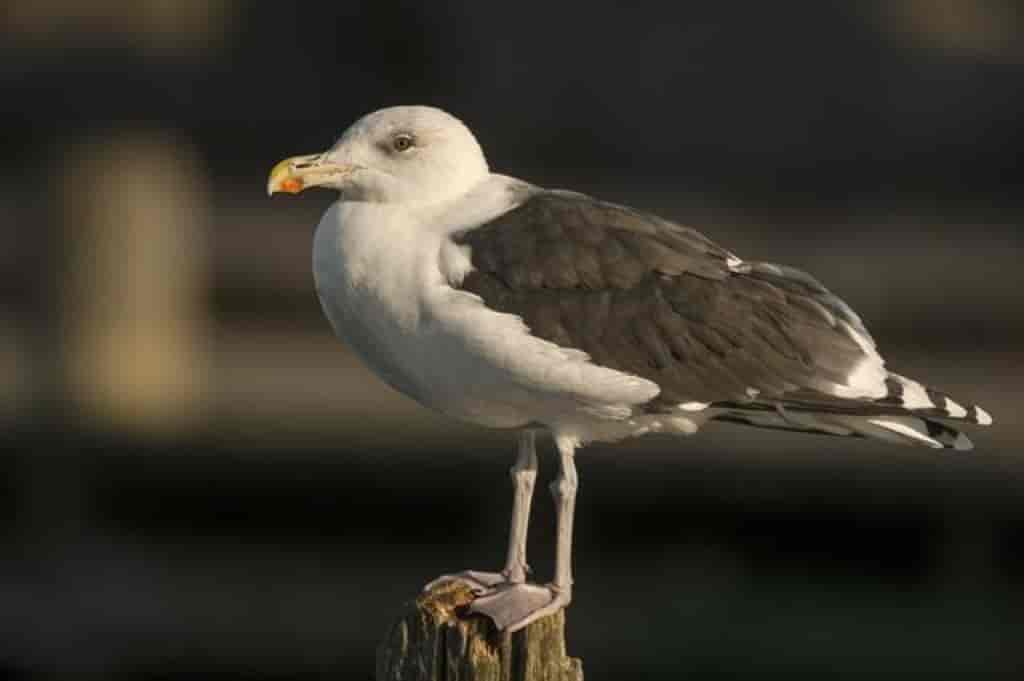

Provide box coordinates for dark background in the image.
[2,1,1023,679]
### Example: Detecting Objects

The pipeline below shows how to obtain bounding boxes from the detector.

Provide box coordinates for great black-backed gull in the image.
[268,105,992,632]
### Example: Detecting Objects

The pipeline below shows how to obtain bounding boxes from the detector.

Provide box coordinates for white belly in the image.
[312,198,680,439]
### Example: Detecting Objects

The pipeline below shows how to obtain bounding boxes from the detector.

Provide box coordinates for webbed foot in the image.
[468,582,571,632]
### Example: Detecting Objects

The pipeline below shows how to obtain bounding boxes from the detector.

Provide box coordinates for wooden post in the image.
[376,582,583,681]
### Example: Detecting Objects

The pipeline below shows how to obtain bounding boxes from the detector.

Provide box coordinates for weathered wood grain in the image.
[376,582,583,681]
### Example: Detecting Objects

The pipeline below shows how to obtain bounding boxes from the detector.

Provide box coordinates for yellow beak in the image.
[266,153,356,196]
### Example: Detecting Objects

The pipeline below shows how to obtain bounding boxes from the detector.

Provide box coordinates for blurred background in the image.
[2,1,1023,679]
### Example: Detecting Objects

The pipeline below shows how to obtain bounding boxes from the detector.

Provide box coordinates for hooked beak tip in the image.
[268,177,304,196]
[267,153,356,197]
[267,154,316,197]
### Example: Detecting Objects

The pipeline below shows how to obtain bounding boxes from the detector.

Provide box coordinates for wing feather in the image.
[451,190,985,430]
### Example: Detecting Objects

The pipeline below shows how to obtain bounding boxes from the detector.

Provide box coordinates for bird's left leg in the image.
[503,429,539,583]
[424,430,538,594]
[469,434,577,631]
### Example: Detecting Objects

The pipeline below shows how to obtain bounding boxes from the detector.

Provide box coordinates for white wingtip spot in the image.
[678,401,711,412]
[745,387,760,399]
[896,375,935,409]
[944,397,968,419]
[975,406,993,426]
[726,255,744,271]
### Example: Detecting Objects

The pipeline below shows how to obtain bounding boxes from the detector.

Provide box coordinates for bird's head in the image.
[267,106,489,205]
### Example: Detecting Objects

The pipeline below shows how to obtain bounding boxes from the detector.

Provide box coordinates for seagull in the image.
[267,105,992,632]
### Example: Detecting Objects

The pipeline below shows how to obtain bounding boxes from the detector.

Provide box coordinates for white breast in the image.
[311,181,662,434]
[313,201,435,404]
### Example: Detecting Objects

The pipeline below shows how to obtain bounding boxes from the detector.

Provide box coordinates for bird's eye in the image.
[392,134,415,152]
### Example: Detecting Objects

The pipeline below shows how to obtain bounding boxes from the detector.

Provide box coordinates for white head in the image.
[267,106,489,205]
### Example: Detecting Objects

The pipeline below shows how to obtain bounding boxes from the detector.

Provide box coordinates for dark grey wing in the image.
[452,190,886,413]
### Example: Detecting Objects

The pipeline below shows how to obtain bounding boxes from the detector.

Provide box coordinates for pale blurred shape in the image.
[60,131,211,434]
[1,0,236,55]
[873,0,1023,60]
